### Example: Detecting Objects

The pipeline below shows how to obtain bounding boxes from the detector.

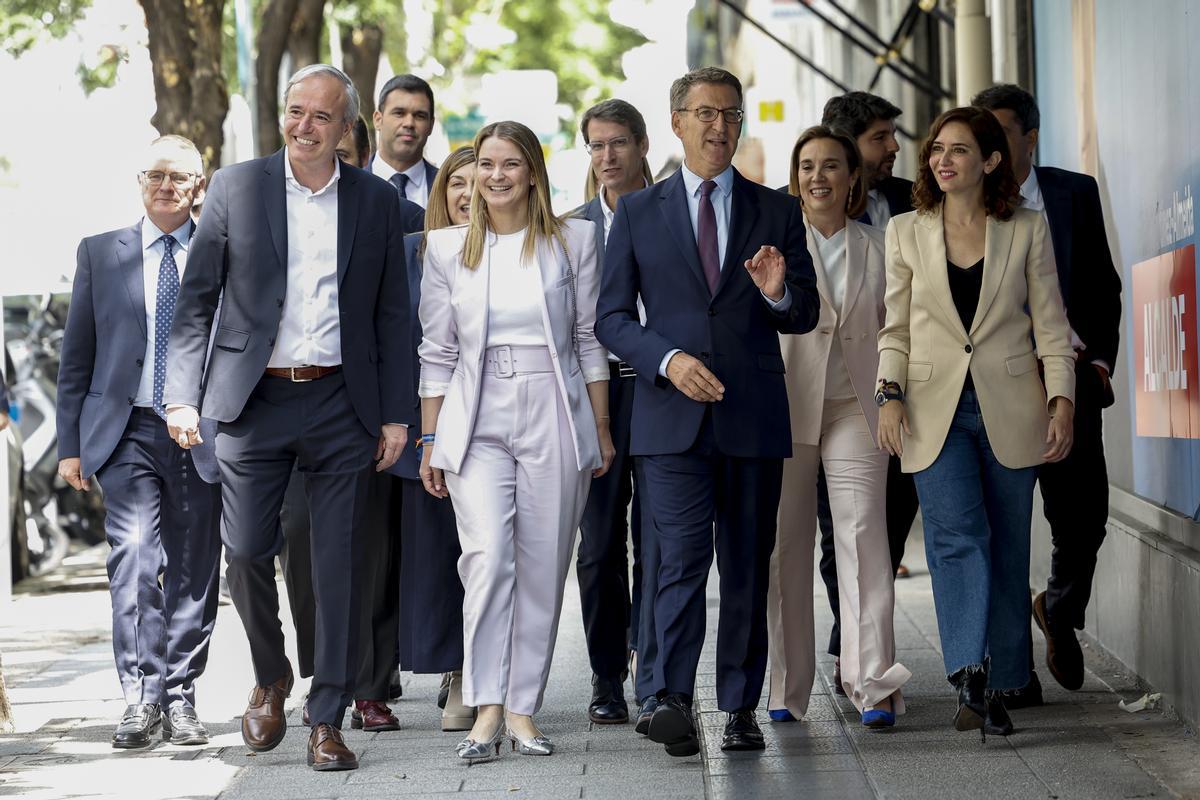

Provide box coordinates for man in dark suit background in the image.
[573,98,654,727]
[370,74,439,210]
[597,66,819,758]
[815,91,921,695]
[56,135,222,749]
[974,83,1122,704]
[164,64,413,771]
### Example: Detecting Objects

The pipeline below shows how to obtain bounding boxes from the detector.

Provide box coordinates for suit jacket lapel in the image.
[337,167,360,287]
[262,150,288,272]
[585,197,606,264]
[117,222,147,338]
[915,210,968,341]
[659,172,709,295]
[971,215,1015,335]
[841,221,867,320]
[803,220,834,310]
[717,172,757,295]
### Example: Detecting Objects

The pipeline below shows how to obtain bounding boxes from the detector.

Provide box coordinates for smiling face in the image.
[445,163,475,226]
[139,143,204,232]
[282,74,351,175]
[856,117,899,187]
[796,137,856,219]
[374,89,433,172]
[476,135,533,221]
[671,82,741,179]
[586,117,648,197]
[928,120,1001,197]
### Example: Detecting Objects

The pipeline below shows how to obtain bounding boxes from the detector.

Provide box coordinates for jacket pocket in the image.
[1005,352,1038,377]
[214,327,250,352]
[756,353,786,373]
[907,361,933,382]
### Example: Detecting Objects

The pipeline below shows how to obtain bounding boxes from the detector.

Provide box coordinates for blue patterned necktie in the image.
[389,172,410,200]
[152,234,179,419]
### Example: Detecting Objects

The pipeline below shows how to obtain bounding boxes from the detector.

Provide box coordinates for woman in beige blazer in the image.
[418,121,615,762]
[876,107,1075,740]
[767,126,910,729]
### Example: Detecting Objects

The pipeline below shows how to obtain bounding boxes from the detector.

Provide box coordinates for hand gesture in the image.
[744,245,786,302]
[166,405,202,450]
[376,423,408,471]
[877,400,910,457]
[666,352,724,403]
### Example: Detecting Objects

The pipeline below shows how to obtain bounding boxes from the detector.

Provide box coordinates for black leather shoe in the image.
[1001,670,1044,710]
[588,675,629,724]
[721,710,765,751]
[647,694,698,757]
[112,703,161,749]
[949,665,987,738]
[162,705,209,745]
[1033,591,1084,691]
[634,696,658,736]
[984,691,1014,736]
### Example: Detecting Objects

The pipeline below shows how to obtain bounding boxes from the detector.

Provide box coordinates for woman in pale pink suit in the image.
[766,126,909,727]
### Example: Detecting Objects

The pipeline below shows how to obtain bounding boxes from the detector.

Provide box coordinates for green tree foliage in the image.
[0,0,92,55]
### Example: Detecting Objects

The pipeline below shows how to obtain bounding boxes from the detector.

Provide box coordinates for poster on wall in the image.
[1132,244,1199,440]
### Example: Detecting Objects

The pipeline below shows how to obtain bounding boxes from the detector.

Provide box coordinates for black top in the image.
[948,257,984,390]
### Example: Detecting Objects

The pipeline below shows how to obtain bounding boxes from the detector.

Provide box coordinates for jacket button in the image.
[127,397,134,405]
[277,298,284,308]
[701,351,711,359]
[708,309,717,317]
[964,344,973,353]
[136,358,144,367]
[268,338,276,347]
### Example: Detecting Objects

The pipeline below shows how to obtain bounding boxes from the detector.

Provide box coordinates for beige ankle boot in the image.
[441,670,476,732]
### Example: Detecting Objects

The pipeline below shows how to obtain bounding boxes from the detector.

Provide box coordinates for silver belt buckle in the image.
[289,366,313,383]
[492,346,514,378]
[618,361,637,379]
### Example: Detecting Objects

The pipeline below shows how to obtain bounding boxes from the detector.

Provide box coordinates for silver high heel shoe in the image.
[456,723,504,763]
[507,727,554,756]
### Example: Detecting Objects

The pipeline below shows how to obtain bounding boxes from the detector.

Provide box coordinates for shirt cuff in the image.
[1090,359,1111,375]
[418,379,449,398]
[584,366,611,383]
[659,349,682,378]
[762,286,791,311]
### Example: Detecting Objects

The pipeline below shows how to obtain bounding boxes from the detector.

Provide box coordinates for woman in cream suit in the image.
[418,121,615,762]
[877,107,1075,739]
[767,126,910,729]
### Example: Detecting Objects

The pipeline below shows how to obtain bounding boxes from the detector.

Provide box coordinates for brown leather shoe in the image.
[307,723,358,771]
[351,700,400,732]
[241,666,294,752]
[1033,591,1084,691]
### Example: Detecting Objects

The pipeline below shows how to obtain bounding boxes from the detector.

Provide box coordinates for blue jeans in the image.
[912,390,1036,690]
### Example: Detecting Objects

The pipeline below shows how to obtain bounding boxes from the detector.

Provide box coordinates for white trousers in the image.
[767,398,910,717]
[445,370,591,715]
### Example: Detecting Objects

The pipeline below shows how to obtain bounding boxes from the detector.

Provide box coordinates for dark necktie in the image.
[152,234,179,419]
[697,180,720,294]
[389,172,410,200]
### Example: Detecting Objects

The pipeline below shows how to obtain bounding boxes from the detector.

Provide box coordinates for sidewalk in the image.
[1,534,1199,799]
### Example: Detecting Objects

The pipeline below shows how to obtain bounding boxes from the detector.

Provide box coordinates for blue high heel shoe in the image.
[768,709,796,722]
[861,708,896,729]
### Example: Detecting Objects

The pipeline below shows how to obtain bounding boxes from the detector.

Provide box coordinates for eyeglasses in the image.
[676,106,744,124]
[583,136,632,155]
[141,170,197,187]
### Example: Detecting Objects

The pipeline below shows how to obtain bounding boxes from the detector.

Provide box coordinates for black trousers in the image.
[576,365,642,683]
[354,472,401,700]
[818,455,918,657]
[1039,361,1111,631]
[398,477,464,673]
[279,470,316,679]
[217,372,375,728]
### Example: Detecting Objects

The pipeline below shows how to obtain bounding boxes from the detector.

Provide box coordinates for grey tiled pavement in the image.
[3,532,1200,799]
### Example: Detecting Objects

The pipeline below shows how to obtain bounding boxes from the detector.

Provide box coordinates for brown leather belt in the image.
[264,365,342,382]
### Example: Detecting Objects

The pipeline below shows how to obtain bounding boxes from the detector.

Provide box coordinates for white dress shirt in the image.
[135,218,193,406]
[269,151,342,368]
[484,230,546,348]
[811,226,855,401]
[371,156,430,208]
[865,189,892,229]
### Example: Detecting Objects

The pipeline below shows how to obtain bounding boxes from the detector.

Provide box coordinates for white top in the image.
[485,229,547,348]
[371,156,430,208]
[811,226,855,401]
[135,217,192,406]
[269,151,342,368]
[866,188,892,229]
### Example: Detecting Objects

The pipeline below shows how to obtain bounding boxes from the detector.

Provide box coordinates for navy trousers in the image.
[632,458,659,703]
[279,469,316,678]
[576,365,642,682]
[217,372,375,728]
[640,415,783,712]
[95,408,221,710]
[398,477,464,673]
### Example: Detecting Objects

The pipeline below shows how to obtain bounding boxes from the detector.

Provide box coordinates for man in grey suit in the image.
[164,64,413,772]
[56,135,222,749]
[574,99,654,727]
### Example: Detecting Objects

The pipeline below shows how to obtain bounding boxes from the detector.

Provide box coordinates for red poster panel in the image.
[1132,244,1200,438]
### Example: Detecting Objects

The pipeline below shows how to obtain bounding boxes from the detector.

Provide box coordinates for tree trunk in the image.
[256,0,301,156]
[140,0,230,174]
[340,23,383,147]
[287,0,326,69]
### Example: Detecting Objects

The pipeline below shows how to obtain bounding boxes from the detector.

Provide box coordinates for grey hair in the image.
[669,67,743,112]
[284,63,360,124]
[146,134,203,172]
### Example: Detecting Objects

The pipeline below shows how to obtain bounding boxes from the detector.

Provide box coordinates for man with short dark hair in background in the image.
[973,82,1122,707]
[56,135,222,750]
[371,74,438,209]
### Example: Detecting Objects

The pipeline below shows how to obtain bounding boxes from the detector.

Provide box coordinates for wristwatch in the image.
[875,379,903,407]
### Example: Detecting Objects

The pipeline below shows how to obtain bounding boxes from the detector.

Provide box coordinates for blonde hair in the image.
[461,121,563,269]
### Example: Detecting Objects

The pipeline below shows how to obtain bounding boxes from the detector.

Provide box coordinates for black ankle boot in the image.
[948,664,987,735]
[984,690,1014,736]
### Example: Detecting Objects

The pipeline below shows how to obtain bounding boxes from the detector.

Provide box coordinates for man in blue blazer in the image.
[163,64,413,771]
[596,67,819,757]
[56,135,222,749]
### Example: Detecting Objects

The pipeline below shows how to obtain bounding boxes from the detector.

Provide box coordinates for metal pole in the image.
[0,305,10,605]
[955,0,993,104]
